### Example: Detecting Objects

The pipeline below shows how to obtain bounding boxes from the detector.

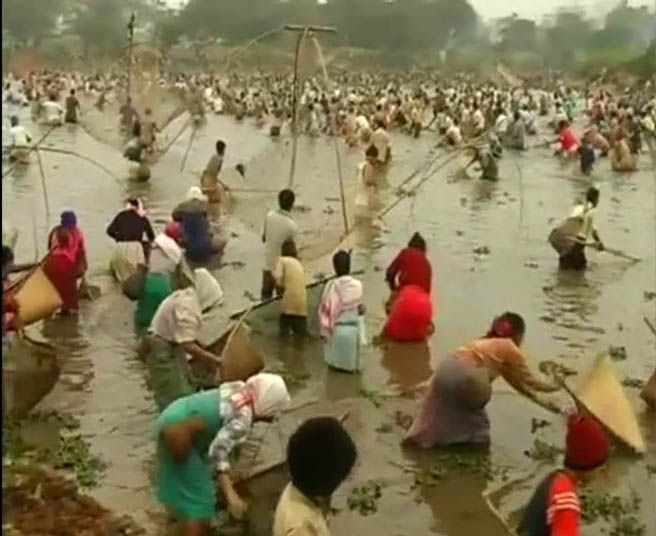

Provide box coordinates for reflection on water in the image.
[381,341,433,393]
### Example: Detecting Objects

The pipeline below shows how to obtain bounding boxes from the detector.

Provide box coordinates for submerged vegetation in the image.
[580,491,645,536]
[347,480,385,516]
[3,410,108,490]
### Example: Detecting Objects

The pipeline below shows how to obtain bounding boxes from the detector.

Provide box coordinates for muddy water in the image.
[3,103,655,535]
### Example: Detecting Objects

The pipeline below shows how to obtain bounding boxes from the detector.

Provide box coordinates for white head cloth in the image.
[246,373,291,418]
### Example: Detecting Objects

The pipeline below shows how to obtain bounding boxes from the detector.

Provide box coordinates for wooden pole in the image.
[126,13,136,104]
[285,24,337,190]
[35,148,51,223]
[310,36,349,234]
[284,25,337,33]
[288,30,306,190]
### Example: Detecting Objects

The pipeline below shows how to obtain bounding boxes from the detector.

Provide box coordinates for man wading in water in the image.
[261,190,298,300]
[64,89,81,124]
[201,140,227,205]
[550,187,604,271]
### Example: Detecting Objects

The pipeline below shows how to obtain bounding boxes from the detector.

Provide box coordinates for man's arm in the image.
[182,341,223,368]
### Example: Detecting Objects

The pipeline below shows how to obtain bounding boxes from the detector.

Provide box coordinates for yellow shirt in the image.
[273,484,331,536]
[273,257,308,317]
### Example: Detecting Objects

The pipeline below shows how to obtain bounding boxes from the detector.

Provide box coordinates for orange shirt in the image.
[455,338,556,393]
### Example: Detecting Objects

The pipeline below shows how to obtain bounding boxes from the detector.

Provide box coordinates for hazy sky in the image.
[468,0,653,21]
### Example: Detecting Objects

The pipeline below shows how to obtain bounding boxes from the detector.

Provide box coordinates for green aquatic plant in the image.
[358,388,384,408]
[580,490,645,536]
[27,410,81,431]
[347,480,384,516]
[46,434,109,489]
[523,439,564,464]
[3,411,107,489]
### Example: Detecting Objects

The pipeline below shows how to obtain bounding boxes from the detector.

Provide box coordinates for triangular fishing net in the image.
[78,44,187,154]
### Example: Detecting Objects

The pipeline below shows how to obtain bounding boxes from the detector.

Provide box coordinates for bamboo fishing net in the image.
[78,44,187,154]
[224,33,354,263]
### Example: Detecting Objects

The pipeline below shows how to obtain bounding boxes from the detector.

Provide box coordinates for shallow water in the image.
[2,102,655,535]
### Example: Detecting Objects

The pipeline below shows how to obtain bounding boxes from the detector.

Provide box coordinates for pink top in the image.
[49,226,86,265]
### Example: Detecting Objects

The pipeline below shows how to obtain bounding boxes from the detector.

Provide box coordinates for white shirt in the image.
[262,209,298,271]
[570,202,596,240]
[356,115,370,132]
[473,109,485,130]
[495,114,508,135]
[43,100,64,122]
[371,128,390,163]
[10,125,30,146]
[212,96,224,113]
[446,124,462,145]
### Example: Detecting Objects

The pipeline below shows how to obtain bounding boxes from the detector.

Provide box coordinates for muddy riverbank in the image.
[2,102,655,535]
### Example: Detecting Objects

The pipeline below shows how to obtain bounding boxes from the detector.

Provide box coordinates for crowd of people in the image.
[3,65,656,536]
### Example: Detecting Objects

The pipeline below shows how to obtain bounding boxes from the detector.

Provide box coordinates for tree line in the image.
[1,0,654,70]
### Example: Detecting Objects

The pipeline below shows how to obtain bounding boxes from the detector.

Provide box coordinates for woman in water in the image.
[405,312,561,448]
[106,199,155,284]
[134,233,182,338]
[156,373,290,535]
[44,211,88,315]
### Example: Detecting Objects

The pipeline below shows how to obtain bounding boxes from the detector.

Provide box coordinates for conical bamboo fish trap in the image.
[573,354,646,453]
[8,261,62,326]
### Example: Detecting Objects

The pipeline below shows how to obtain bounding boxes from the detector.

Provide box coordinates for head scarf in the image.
[408,232,426,252]
[186,186,207,202]
[193,268,224,312]
[164,221,181,243]
[154,234,182,265]
[149,234,182,274]
[60,210,77,229]
[246,373,291,418]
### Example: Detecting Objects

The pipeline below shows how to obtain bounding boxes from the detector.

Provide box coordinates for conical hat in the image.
[573,354,646,453]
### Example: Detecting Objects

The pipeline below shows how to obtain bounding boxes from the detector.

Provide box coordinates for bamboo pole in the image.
[2,125,57,180]
[126,13,136,103]
[644,317,656,338]
[35,148,51,223]
[311,36,349,234]
[180,127,197,172]
[287,29,308,190]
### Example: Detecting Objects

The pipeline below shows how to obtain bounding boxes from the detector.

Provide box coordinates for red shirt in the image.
[386,247,432,294]
[559,127,579,152]
[385,285,433,342]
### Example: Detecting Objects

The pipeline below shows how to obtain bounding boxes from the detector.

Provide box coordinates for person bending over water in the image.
[155,374,290,535]
[405,312,561,448]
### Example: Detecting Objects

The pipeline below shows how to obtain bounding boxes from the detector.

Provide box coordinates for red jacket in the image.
[386,247,432,294]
